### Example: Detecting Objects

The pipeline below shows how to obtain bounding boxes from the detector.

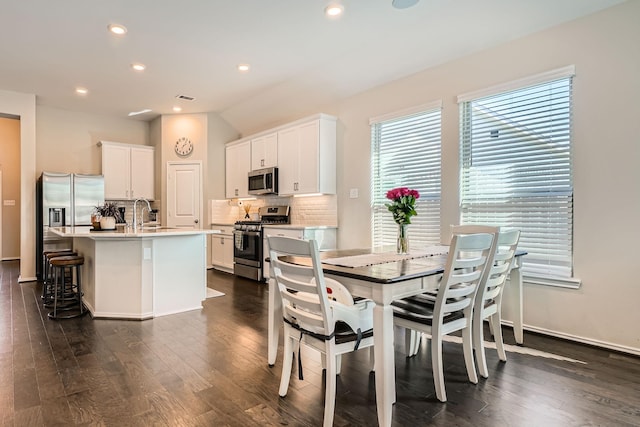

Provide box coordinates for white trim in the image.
[369,100,442,125]
[457,65,576,103]
[501,320,640,357]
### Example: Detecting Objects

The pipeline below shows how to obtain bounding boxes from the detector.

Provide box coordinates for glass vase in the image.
[397,224,409,254]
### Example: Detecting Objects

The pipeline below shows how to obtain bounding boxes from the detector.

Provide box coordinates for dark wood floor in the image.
[2,260,640,426]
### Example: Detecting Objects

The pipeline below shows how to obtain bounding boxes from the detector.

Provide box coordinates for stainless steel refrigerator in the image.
[36,172,105,279]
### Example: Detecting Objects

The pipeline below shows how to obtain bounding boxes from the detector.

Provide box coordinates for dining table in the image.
[267,246,526,427]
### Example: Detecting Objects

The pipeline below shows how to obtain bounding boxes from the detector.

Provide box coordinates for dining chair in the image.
[404,225,499,357]
[267,235,375,427]
[471,228,520,378]
[392,229,498,402]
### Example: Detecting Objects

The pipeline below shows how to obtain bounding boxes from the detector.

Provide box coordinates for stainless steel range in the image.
[233,205,290,281]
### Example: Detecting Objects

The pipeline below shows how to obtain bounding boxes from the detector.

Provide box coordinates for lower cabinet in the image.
[210,225,234,273]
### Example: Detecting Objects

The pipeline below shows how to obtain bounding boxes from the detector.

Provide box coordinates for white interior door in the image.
[166,162,202,229]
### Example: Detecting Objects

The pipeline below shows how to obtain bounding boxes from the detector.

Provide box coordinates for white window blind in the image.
[371,107,441,248]
[460,74,574,281]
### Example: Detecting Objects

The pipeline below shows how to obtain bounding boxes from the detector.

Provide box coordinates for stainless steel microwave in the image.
[248,167,278,195]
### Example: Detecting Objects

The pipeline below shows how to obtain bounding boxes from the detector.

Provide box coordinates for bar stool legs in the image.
[47,255,86,320]
[42,249,75,304]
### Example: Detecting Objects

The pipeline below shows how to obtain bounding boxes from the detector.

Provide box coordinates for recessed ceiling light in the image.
[237,63,250,72]
[324,4,344,17]
[131,63,146,71]
[173,106,182,112]
[75,87,88,95]
[392,0,420,9]
[128,109,152,117]
[107,23,127,35]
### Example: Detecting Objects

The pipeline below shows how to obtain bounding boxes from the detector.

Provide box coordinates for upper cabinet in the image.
[251,133,278,170]
[277,115,336,196]
[225,140,251,198]
[99,141,155,200]
[224,114,336,199]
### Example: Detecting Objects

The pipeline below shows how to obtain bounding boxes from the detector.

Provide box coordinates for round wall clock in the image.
[175,137,193,156]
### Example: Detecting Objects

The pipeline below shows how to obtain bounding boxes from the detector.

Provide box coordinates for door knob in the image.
[195,219,199,224]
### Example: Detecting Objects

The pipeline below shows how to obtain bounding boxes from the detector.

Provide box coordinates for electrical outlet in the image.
[349,188,359,199]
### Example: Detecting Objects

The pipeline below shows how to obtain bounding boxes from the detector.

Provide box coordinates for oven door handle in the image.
[234,230,261,237]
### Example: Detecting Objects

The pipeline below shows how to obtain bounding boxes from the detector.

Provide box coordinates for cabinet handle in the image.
[261,159,265,166]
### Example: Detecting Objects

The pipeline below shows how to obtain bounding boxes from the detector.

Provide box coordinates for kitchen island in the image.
[50,226,218,320]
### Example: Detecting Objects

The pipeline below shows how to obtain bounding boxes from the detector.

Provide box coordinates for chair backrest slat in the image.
[268,235,363,337]
[433,228,499,326]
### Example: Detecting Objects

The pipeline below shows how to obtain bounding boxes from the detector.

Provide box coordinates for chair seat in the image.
[50,255,84,266]
[285,319,373,345]
[392,297,464,325]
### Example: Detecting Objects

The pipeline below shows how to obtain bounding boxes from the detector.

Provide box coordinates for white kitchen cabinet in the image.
[277,115,336,196]
[251,133,278,170]
[210,224,234,272]
[99,141,155,200]
[225,140,251,198]
[262,225,337,280]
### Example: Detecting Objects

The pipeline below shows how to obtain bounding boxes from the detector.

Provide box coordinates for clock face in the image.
[175,137,193,156]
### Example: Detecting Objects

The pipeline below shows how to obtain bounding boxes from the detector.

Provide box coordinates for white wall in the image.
[332,2,640,353]
[36,106,149,176]
[0,89,36,282]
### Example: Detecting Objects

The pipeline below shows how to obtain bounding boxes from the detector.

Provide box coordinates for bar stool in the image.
[42,249,76,303]
[48,255,86,320]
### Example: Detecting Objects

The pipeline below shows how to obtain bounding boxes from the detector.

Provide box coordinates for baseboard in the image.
[18,275,37,283]
[501,320,640,357]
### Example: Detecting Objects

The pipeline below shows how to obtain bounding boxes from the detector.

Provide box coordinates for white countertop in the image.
[50,226,219,238]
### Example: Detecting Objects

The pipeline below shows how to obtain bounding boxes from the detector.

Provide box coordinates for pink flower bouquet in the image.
[385,187,420,225]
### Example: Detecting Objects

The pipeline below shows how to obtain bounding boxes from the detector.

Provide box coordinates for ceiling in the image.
[0,0,624,133]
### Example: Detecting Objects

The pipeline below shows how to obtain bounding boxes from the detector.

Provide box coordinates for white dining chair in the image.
[472,229,520,378]
[392,229,498,402]
[404,225,500,357]
[268,235,375,427]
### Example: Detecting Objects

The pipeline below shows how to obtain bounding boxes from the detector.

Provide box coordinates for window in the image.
[459,66,577,285]
[371,102,442,248]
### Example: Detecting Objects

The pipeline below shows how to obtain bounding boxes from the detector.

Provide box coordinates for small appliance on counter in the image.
[233,205,289,281]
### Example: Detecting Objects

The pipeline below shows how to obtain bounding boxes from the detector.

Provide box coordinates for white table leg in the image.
[510,262,524,344]
[268,277,281,365]
[373,303,395,427]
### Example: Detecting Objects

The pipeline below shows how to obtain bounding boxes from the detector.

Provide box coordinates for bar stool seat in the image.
[42,250,76,303]
[48,255,86,320]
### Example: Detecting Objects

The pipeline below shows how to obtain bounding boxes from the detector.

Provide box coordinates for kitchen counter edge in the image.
[50,226,219,238]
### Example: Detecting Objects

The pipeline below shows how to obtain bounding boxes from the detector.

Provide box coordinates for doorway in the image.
[166,161,202,229]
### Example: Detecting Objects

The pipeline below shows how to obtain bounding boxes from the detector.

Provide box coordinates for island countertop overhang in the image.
[50,226,219,239]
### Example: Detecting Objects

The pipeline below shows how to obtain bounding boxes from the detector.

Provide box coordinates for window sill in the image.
[523,275,582,289]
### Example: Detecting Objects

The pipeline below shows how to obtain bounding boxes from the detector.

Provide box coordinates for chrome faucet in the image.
[133,198,152,230]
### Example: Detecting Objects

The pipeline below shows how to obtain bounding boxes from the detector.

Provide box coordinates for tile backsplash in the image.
[209,195,338,226]
[105,199,161,225]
